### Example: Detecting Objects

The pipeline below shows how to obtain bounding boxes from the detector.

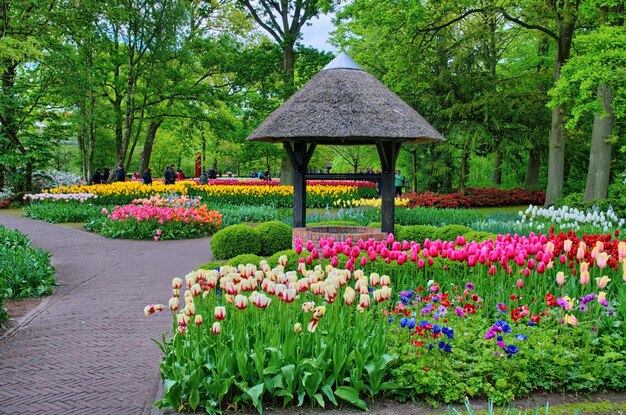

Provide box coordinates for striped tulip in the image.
[293,322,303,334]
[144,304,162,316]
[235,294,248,310]
[214,306,226,320]
[184,302,196,316]
[168,297,180,311]
[194,314,203,326]
[172,277,183,289]
[283,288,296,303]
[343,287,356,305]
[359,293,371,309]
[177,313,189,327]
[308,318,319,333]
[380,275,390,286]
[302,301,315,313]
[211,321,221,335]
[313,305,326,318]
[190,283,202,297]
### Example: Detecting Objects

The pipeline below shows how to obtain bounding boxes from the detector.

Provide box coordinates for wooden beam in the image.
[379,142,400,234]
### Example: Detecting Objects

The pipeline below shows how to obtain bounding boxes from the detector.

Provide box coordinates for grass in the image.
[473,205,527,216]
[445,398,626,415]
[0,208,25,216]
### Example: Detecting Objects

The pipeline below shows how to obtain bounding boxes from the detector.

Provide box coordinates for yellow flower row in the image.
[48,181,196,197]
[333,197,410,208]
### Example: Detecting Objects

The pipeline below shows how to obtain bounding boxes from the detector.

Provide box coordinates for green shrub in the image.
[434,224,472,242]
[608,182,626,217]
[555,192,587,210]
[367,221,381,228]
[256,221,292,256]
[463,230,497,243]
[227,254,264,267]
[0,298,8,329]
[268,249,305,271]
[196,261,226,271]
[396,225,438,243]
[211,224,261,260]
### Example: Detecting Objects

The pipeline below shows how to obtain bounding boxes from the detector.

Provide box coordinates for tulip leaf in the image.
[244,383,265,414]
[313,393,325,408]
[321,384,338,406]
[334,386,368,410]
[189,387,199,411]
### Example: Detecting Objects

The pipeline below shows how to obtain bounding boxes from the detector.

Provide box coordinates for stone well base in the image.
[292,226,387,249]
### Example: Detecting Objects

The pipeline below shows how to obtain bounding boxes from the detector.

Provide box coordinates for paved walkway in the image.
[0,214,212,415]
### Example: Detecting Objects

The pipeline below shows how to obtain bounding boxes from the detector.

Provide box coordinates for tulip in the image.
[235,294,248,310]
[618,242,626,261]
[144,304,162,316]
[580,270,590,285]
[308,318,319,333]
[283,288,296,303]
[168,297,180,311]
[294,322,303,334]
[623,259,626,281]
[194,314,203,326]
[595,252,609,269]
[596,275,610,289]
[380,274,390,286]
[563,239,573,253]
[172,277,183,289]
[184,302,196,316]
[251,291,271,309]
[580,261,589,273]
[516,279,524,289]
[302,301,315,313]
[576,246,585,260]
[369,273,380,287]
[177,313,189,327]
[343,287,356,305]
[191,283,202,297]
[214,306,226,321]
[564,314,578,326]
[359,293,371,309]
[556,271,565,286]
[212,321,221,335]
[597,291,607,304]
[312,305,326,319]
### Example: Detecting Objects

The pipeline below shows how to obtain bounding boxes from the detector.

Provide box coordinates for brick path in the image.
[0,215,212,415]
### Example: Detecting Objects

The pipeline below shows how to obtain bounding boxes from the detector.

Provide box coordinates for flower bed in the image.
[95,197,222,240]
[405,187,546,208]
[147,229,625,412]
[24,193,97,203]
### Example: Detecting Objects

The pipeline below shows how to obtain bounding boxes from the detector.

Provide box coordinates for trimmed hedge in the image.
[463,230,497,243]
[268,249,305,271]
[434,224,472,242]
[227,254,264,267]
[396,225,438,243]
[211,224,261,260]
[256,221,292,256]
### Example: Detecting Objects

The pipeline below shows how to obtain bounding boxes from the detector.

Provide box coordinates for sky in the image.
[300,13,337,53]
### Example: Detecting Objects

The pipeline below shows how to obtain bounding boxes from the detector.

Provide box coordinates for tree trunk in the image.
[492,150,502,185]
[524,148,540,187]
[78,100,88,181]
[282,41,295,96]
[140,120,163,175]
[545,18,575,206]
[584,84,613,202]
[459,146,469,194]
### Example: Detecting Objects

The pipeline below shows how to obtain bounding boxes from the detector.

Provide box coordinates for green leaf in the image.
[334,386,368,411]
[313,393,325,408]
[244,383,265,414]
[321,384,338,406]
[189,387,199,411]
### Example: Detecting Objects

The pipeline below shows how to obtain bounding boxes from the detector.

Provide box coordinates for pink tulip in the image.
[556,271,565,286]
[580,270,590,285]
[516,278,524,289]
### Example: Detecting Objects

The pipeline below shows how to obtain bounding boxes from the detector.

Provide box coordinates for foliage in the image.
[226,254,264,267]
[255,221,292,256]
[0,225,55,300]
[435,225,473,242]
[395,207,484,227]
[211,224,261,260]
[24,201,109,223]
[397,225,438,244]
[462,231,497,244]
[307,220,362,227]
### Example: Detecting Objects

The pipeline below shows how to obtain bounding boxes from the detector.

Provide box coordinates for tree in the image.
[549,3,625,202]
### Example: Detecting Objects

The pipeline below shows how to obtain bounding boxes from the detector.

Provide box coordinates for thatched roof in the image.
[247,53,445,145]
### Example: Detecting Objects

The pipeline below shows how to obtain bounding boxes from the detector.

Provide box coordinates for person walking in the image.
[394,169,405,197]
[143,168,152,185]
[114,164,126,182]
[102,166,110,182]
[176,168,186,181]
[169,165,176,184]
[199,169,208,185]
[92,168,102,184]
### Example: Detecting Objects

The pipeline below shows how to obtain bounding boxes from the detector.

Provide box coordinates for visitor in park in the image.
[261,170,271,181]
[208,166,217,180]
[91,168,102,184]
[169,165,176,184]
[143,168,152,185]
[132,171,140,180]
[102,166,110,182]
[395,169,405,196]
[176,168,186,181]
[163,166,171,184]
[199,169,208,184]
[257,169,262,179]
[114,164,126,182]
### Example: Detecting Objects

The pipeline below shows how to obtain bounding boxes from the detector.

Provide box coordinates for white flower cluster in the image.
[0,188,14,202]
[35,170,85,189]
[518,204,625,233]
[24,193,97,203]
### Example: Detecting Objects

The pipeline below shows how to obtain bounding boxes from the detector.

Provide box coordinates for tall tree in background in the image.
[549,2,625,202]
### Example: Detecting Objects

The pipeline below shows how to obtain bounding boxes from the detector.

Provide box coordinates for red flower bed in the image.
[405,187,546,208]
